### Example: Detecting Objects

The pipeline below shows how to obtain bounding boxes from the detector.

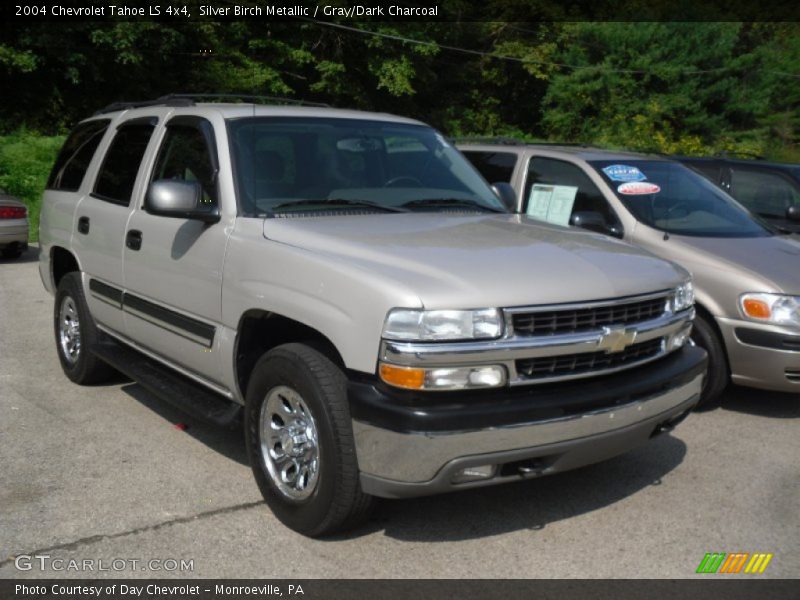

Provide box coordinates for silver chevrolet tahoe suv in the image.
[39,96,706,536]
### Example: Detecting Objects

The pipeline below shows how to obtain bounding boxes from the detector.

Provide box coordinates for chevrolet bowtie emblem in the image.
[597,326,638,353]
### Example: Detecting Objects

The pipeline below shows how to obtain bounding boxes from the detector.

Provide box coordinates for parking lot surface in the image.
[1,247,798,579]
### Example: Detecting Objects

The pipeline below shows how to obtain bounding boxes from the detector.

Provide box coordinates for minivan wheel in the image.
[691,313,729,409]
[54,273,114,384]
[245,343,374,536]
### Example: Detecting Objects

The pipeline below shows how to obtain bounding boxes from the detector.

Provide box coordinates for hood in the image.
[263,213,686,308]
[667,234,800,295]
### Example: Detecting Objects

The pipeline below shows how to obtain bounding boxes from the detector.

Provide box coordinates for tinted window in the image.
[730,168,800,218]
[462,151,518,184]
[47,120,110,191]
[686,161,720,183]
[524,157,620,227]
[93,121,156,205]
[590,160,771,238]
[152,124,218,206]
[228,117,504,216]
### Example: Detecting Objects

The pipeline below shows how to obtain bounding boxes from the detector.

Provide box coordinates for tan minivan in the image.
[460,142,800,406]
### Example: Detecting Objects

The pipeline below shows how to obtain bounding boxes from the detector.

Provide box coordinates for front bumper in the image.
[349,345,706,498]
[717,317,800,393]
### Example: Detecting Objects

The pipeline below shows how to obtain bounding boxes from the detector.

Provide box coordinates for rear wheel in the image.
[54,273,114,384]
[245,343,373,536]
[691,313,729,409]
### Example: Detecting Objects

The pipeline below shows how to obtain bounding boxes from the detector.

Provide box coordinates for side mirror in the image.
[570,211,624,239]
[786,205,800,222]
[146,180,219,223]
[491,182,517,212]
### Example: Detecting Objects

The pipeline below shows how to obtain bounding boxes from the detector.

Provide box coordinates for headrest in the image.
[256,150,285,182]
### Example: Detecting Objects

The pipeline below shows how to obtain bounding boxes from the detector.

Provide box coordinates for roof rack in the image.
[451,137,607,150]
[94,93,329,115]
[714,150,766,160]
[164,93,330,108]
[450,136,529,146]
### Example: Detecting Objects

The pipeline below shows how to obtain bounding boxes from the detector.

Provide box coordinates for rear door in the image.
[122,115,229,384]
[73,116,158,334]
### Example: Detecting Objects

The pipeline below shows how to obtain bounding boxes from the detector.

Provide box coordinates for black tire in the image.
[54,272,114,384]
[2,247,23,259]
[691,313,729,409]
[245,343,374,536]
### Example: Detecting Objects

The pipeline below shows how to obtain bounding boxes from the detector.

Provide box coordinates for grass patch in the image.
[0,131,64,243]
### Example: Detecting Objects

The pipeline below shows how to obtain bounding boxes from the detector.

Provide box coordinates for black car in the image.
[676,155,800,233]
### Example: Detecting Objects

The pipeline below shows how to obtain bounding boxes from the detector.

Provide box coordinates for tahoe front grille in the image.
[512,296,668,336]
[515,337,665,380]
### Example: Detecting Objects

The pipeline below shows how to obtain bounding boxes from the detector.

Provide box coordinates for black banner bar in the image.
[3,0,800,23]
[2,579,798,600]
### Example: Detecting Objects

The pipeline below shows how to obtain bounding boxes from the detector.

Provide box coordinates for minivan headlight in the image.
[382,308,504,341]
[671,280,695,313]
[740,293,800,327]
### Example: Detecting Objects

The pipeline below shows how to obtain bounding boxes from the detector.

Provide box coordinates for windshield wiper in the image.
[271,198,407,213]
[400,198,505,213]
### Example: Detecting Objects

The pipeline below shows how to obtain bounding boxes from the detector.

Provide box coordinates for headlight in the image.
[740,293,800,327]
[382,308,503,341]
[671,280,695,313]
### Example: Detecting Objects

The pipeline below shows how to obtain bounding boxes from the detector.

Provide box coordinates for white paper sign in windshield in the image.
[527,184,578,226]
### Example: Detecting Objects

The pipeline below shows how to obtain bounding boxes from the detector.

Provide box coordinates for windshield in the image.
[589,160,773,238]
[228,117,504,216]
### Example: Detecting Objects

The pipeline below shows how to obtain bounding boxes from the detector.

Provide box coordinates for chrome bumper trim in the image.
[352,373,702,483]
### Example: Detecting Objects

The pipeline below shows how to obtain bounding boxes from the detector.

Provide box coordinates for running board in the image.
[92,339,242,428]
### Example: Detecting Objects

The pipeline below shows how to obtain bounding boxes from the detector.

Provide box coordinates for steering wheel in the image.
[665,202,690,219]
[383,176,423,188]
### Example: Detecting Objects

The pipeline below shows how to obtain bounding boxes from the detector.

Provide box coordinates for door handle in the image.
[77,216,90,235]
[125,229,143,251]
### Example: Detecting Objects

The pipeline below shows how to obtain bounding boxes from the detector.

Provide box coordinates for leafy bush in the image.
[0,131,64,242]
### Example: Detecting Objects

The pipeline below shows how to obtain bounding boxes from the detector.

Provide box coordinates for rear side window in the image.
[462,151,518,184]
[93,120,156,205]
[730,168,800,217]
[47,120,110,191]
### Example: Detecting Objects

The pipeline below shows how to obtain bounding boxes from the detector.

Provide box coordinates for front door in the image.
[123,116,229,384]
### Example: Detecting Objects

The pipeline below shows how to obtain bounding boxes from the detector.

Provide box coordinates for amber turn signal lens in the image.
[379,364,425,390]
[742,298,771,319]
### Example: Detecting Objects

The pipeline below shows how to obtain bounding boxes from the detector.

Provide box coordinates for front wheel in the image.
[691,313,729,409]
[245,343,374,536]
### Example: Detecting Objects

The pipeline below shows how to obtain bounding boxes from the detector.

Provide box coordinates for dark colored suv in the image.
[676,156,800,233]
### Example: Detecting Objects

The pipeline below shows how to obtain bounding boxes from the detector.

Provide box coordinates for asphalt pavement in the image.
[1,246,798,579]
